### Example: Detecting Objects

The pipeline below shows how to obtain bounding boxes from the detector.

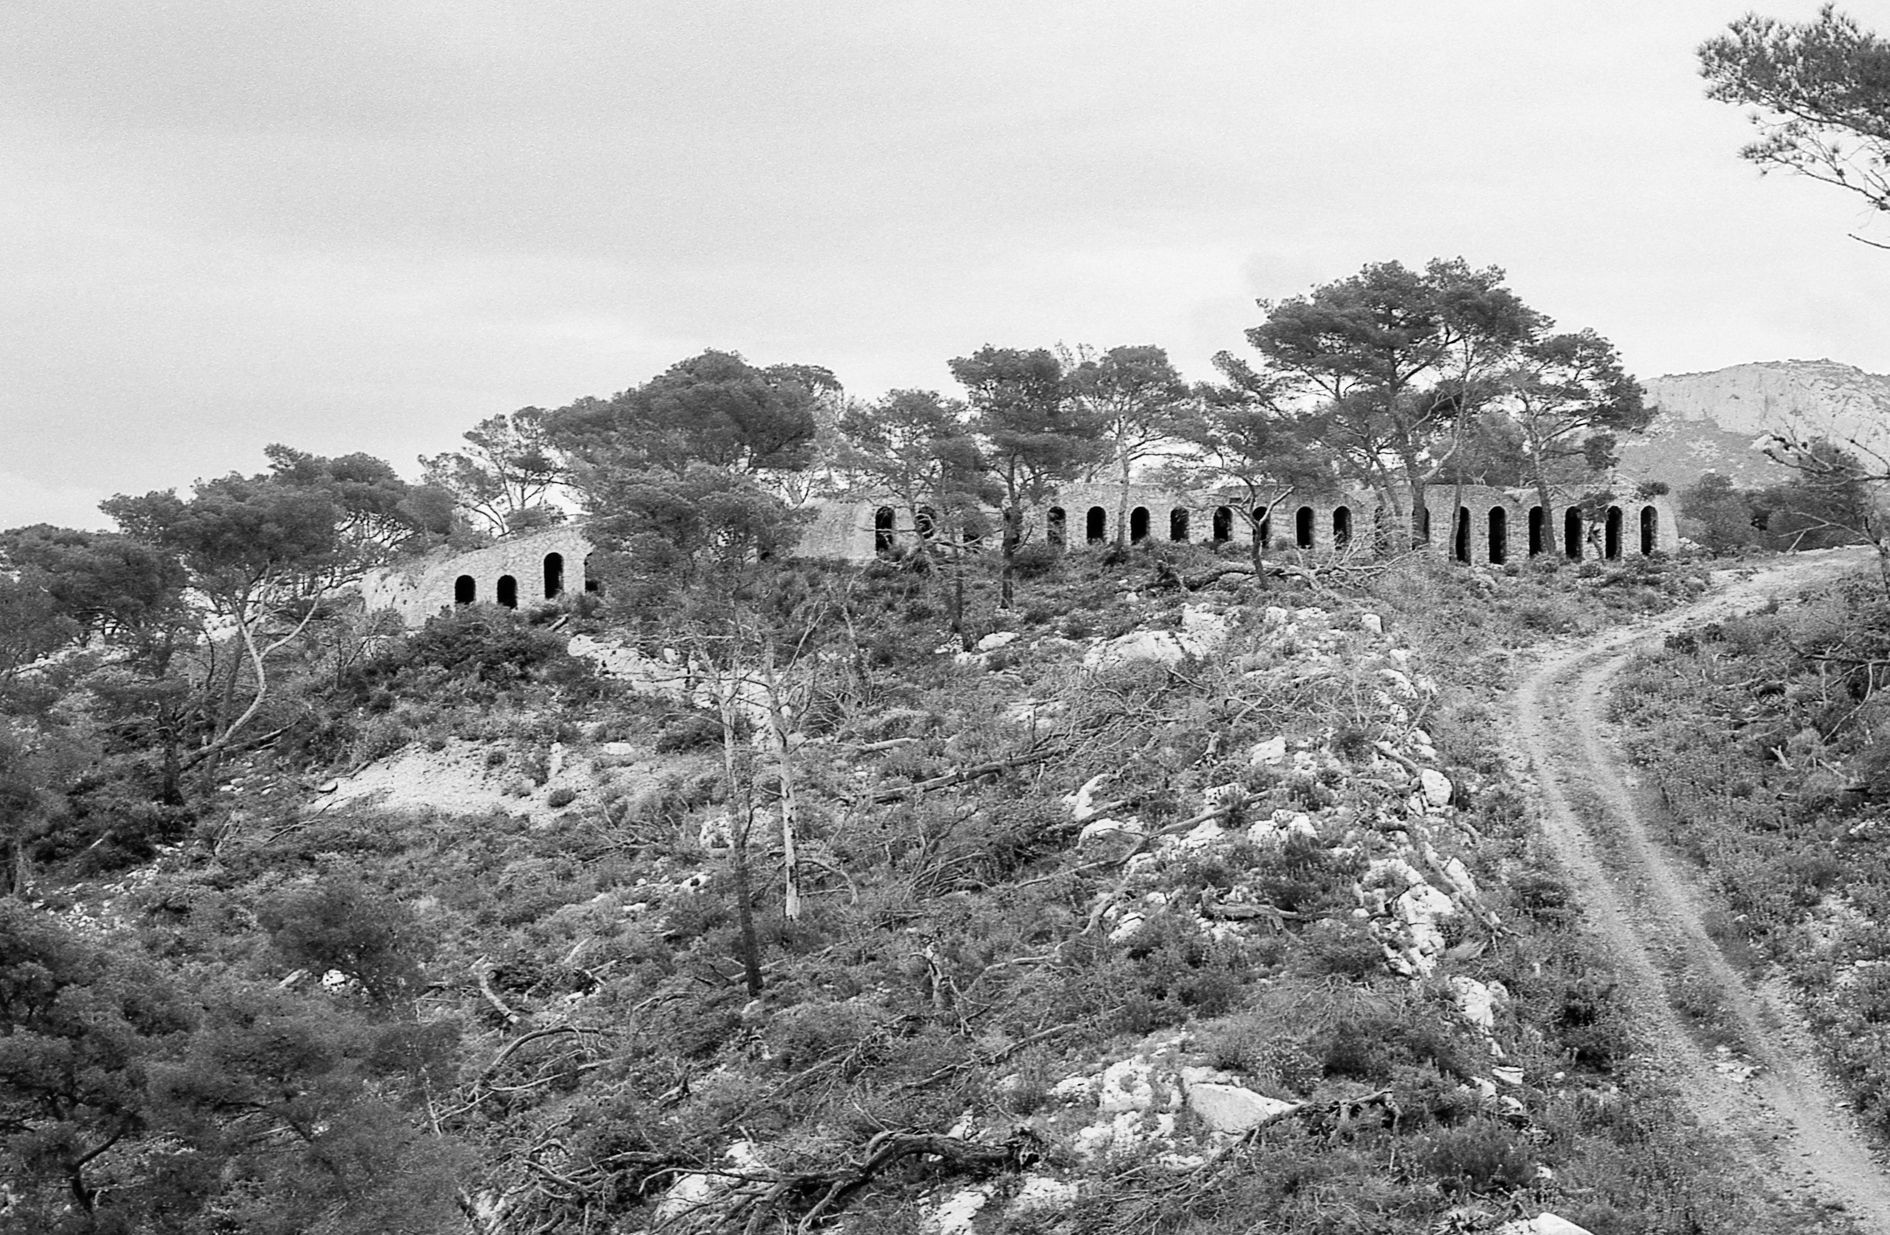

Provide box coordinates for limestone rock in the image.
[1078,817,1145,845]
[927,1184,993,1235]
[1494,1214,1594,1235]
[975,630,1020,652]
[1007,1175,1079,1216]
[1249,735,1288,766]
[1360,612,1383,636]
[1419,768,1453,808]
[1186,1083,1301,1134]
[1063,773,1112,823]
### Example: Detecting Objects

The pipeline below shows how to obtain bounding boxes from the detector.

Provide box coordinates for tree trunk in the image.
[999,505,1020,610]
[761,642,801,923]
[1115,447,1131,552]
[715,672,765,997]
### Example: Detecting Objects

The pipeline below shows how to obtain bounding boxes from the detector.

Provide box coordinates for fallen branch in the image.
[861,748,1057,804]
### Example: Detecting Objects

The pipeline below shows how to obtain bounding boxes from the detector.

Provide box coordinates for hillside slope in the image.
[1622,360,1890,489]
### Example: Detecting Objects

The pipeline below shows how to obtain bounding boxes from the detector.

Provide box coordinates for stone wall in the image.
[361,486,1681,626]
[360,525,595,626]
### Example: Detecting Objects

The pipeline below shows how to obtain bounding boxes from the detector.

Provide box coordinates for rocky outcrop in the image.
[1624,359,1890,489]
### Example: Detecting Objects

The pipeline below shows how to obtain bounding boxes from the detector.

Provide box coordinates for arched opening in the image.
[1640,505,1658,556]
[1130,507,1150,543]
[1454,507,1471,563]
[496,575,518,609]
[544,552,565,598]
[1563,508,1583,559]
[1527,506,1545,557]
[1417,506,1432,544]
[1332,505,1352,549]
[1087,506,1107,544]
[915,506,937,540]
[1294,505,1314,549]
[1047,507,1066,548]
[1169,508,1190,541]
[583,554,601,593]
[454,575,475,605]
[1604,505,1623,560]
[1487,507,1508,565]
[1211,506,1233,542]
[874,506,896,556]
[1254,509,1271,546]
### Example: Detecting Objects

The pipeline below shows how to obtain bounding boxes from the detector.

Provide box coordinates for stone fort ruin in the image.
[360,483,1679,627]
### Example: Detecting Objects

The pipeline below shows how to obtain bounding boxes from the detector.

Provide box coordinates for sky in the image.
[3,1,1888,529]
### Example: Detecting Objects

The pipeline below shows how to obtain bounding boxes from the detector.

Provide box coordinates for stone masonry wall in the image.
[361,486,1680,627]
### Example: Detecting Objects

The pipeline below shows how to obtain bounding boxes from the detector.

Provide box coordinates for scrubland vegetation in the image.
[1616,570,1890,1143]
[5,533,1855,1235]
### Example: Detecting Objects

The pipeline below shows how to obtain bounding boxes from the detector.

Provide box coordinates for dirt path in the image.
[1509,547,1890,1225]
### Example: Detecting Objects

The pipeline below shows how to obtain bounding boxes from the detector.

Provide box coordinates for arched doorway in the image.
[1130,507,1150,543]
[1169,508,1189,541]
[874,506,896,556]
[1527,506,1545,557]
[544,552,565,598]
[1211,506,1232,542]
[1417,506,1432,544]
[1563,508,1583,559]
[1640,505,1658,556]
[1604,506,1623,560]
[1047,507,1066,548]
[496,575,518,609]
[1295,505,1314,549]
[1087,506,1107,544]
[583,554,601,593]
[1333,505,1352,549]
[1253,509,1271,547]
[454,575,475,605]
[916,506,937,540]
[1488,507,1507,564]
[1454,507,1471,563]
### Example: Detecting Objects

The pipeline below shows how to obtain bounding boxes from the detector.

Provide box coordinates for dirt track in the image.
[1509,547,1890,1224]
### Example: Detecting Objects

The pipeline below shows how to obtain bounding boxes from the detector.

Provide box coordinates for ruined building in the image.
[361,483,1678,627]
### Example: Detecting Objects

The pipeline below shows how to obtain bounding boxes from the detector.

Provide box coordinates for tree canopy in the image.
[1702,5,1890,239]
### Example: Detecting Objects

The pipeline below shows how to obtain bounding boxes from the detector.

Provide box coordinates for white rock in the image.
[1097,1057,1162,1114]
[547,741,566,780]
[1493,1065,1524,1086]
[1050,1075,1095,1100]
[1083,630,1190,671]
[602,741,636,757]
[1063,773,1113,823]
[928,1185,993,1235]
[1436,858,1481,896]
[1078,817,1145,845]
[1262,605,1290,628]
[1360,612,1383,635]
[1450,975,1505,1033]
[1491,1207,1591,1232]
[1108,912,1148,943]
[976,630,1020,652]
[1186,1083,1301,1134]
[1396,883,1456,927]
[1419,768,1453,809]
[1173,819,1228,850]
[1007,1175,1079,1215]
[1249,736,1288,766]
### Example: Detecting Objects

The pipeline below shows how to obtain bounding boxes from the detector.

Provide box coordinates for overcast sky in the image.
[4,1,1887,528]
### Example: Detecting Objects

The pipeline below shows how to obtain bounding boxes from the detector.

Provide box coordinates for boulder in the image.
[1248,735,1288,766]
[1494,1214,1594,1235]
[976,630,1020,652]
[1186,1083,1301,1134]
[1360,612,1384,636]
[1419,768,1453,809]
[1078,817,1145,845]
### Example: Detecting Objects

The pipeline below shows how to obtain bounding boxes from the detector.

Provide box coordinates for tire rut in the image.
[1508,548,1890,1225]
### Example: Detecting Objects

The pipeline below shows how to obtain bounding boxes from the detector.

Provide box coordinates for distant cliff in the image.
[1619,359,1890,489]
